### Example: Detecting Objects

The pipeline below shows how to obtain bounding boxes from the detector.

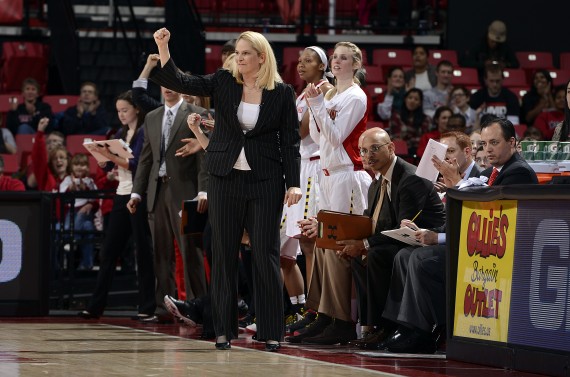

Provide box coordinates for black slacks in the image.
[383,245,446,332]
[208,170,284,341]
[88,194,156,315]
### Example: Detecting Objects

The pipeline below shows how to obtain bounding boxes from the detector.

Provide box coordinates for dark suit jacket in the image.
[481,152,538,185]
[364,157,446,248]
[132,101,208,212]
[150,60,300,189]
[466,161,483,179]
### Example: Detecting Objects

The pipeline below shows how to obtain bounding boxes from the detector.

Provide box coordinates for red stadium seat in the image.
[366,121,386,130]
[205,44,223,74]
[372,48,412,67]
[66,134,99,156]
[0,94,23,113]
[0,153,20,175]
[513,124,527,140]
[365,65,385,84]
[452,67,479,86]
[0,41,49,93]
[559,52,570,70]
[548,69,570,87]
[428,49,458,66]
[516,51,554,70]
[43,95,79,113]
[502,68,528,88]
[393,139,408,156]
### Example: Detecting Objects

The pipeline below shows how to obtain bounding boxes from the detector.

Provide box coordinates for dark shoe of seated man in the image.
[348,325,395,349]
[285,313,331,343]
[301,317,356,345]
[383,326,437,354]
[164,295,215,339]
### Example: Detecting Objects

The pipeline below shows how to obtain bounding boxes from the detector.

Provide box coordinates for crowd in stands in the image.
[0,18,566,356]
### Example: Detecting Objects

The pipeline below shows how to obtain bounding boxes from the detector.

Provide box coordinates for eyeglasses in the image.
[359,142,390,157]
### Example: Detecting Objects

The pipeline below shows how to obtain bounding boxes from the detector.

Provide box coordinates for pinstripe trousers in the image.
[208,169,285,341]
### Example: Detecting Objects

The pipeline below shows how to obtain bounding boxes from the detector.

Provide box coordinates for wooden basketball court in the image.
[0,316,544,376]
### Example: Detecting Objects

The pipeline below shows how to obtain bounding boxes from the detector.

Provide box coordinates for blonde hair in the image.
[223,52,236,71]
[326,41,364,100]
[230,31,282,90]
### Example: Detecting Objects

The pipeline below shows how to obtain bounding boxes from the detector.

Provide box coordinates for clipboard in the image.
[381,227,427,246]
[315,210,373,250]
[180,200,208,235]
[83,138,134,163]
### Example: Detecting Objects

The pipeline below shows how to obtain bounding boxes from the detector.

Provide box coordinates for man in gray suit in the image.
[127,86,208,322]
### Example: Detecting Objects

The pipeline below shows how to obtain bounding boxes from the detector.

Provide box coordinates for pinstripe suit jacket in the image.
[132,101,208,212]
[151,59,301,189]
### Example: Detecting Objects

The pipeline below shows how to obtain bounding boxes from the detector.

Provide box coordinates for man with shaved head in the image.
[336,127,445,349]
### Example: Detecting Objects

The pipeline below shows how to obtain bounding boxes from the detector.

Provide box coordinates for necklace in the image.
[243,81,260,91]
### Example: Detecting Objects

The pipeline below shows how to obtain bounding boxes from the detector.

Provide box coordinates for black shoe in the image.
[285,313,331,343]
[164,295,200,327]
[139,314,174,324]
[265,341,281,352]
[78,310,99,319]
[386,329,436,354]
[238,313,255,329]
[348,327,392,349]
[286,309,317,334]
[301,318,356,345]
[377,327,411,350]
[215,341,231,350]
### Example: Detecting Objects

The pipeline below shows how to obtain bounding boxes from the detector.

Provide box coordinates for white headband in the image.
[306,46,334,79]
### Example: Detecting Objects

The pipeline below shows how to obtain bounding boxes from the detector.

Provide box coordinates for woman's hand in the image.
[153,28,171,48]
[176,138,203,157]
[304,83,321,99]
[284,186,302,207]
[187,113,201,133]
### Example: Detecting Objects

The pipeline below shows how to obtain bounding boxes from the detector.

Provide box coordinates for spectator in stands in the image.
[59,82,110,136]
[221,39,236,64]
[450,86,478,134]
[534,85,565,140]
[387,88,431,156]
[521,126,543,142]
[446,113,467,133]
[416,106,453,157]
[276,0,300,24]
[469,64,520,125]
[475,145,488,169]
[404,46,436,92]
[78,90,155,320]
[25,130,65,190]
[377,67,407,121]
[469,130,482,158]
[59,153,98,270]
[552,80,570,142]
[462,20,519,80]
[7,78,53,135]
[422,60,454,118]
[31,117,70,192]
[0,155,25,191]
[0,125,17,154]
[520,70,555,127]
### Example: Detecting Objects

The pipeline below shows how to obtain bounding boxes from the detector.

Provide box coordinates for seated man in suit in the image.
[324,128,446,349]
[434,131,482,193]
[380,118,538,354]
